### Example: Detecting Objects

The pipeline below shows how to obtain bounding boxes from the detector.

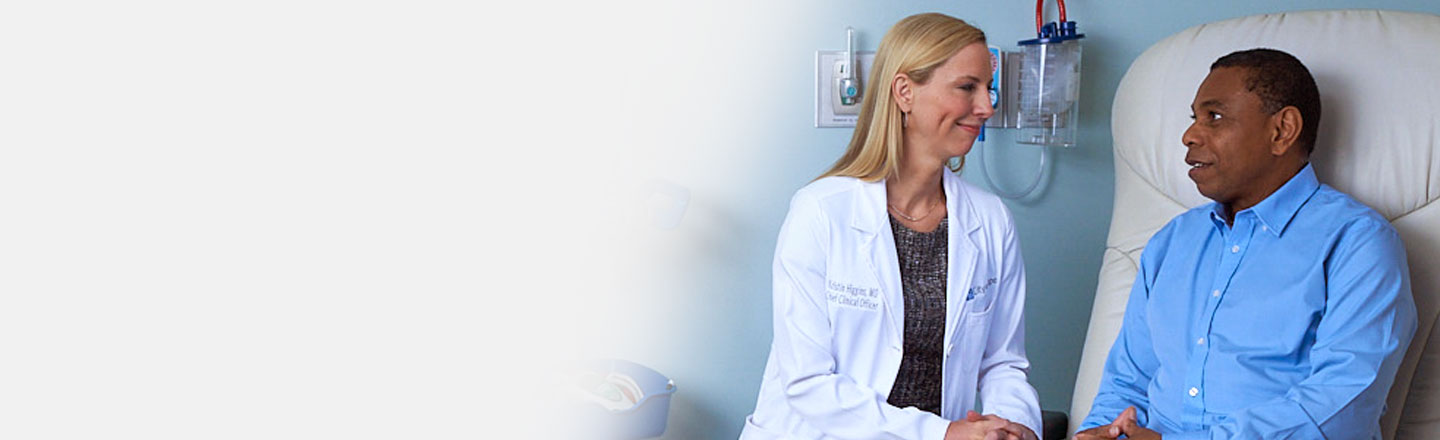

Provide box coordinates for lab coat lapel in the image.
[943,171,982,350]
[852,179,905,345]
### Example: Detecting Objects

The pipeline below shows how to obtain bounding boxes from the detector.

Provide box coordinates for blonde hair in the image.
[819,13,986,182]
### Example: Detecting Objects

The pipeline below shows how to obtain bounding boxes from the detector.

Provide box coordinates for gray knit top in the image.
[885,214,948,416]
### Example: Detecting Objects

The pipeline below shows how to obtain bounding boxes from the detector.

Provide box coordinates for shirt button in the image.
[1197,337,1206,345]
[1262,225,1269,232]
[1189,387,1199,397]
[1231,245,1240,253]
[1212,289,1221,297]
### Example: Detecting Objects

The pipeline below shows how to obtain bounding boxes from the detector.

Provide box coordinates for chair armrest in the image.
[1041,410,1068,440]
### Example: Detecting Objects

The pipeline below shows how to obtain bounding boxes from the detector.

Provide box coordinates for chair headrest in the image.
[1113,9,1440,220]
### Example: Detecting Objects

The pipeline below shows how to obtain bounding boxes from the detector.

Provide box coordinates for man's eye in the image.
[959,84,977,91]
[1210,112,1223,120]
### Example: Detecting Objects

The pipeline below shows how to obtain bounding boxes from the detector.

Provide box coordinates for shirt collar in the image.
[1208,163,1320,236]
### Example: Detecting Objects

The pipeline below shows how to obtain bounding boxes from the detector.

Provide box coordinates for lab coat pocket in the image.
[954,297,996,378]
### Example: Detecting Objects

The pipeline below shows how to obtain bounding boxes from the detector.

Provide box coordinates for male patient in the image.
[1076,48,1417,439]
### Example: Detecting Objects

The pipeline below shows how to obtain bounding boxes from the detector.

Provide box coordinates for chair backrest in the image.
[1068,9,1440,439]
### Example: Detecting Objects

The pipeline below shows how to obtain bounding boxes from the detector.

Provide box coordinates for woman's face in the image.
[900,43,995,161]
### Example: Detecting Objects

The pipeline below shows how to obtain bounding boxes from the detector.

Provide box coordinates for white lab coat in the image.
[740,169,1041,440]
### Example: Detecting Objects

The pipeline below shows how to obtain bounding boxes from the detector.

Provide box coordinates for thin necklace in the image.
[888,196,941,222]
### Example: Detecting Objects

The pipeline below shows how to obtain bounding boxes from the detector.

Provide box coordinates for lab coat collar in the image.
[941,169,982,350]
[849,169,984,349]
[847,169,983,236]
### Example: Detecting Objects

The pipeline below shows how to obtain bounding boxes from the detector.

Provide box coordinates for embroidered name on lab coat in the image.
[825,280,880,311]
[967,277,997,301]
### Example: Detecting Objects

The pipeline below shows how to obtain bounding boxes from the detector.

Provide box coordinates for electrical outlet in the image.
[815,50,875,128]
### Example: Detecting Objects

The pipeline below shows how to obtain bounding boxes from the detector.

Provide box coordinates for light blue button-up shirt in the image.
[1081,164,1417,439]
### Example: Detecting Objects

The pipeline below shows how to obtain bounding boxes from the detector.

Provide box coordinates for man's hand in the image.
[1074,406,1156,440]
[1113,406,1160,440]
[1073,424,1121,440]
[945,410,1032,440]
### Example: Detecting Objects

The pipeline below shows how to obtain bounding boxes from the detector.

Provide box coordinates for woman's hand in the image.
[945,410,1034,440]
[996,419,1038,440]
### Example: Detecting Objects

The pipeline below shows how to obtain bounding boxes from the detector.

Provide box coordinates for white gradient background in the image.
[0,1,716,437]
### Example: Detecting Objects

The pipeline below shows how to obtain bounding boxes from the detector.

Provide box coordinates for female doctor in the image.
[740,13,1041,440]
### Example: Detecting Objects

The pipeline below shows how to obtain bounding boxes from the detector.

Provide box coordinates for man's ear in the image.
[1270,106,1303,156]
[893,73,915,113]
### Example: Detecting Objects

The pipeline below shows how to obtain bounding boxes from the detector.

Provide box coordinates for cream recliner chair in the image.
[1067,9,1440,439]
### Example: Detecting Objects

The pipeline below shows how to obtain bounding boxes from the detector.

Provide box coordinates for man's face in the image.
[1181,67,1282,210]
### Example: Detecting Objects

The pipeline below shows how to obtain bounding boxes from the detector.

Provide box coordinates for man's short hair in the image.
[1211,48,1322,154]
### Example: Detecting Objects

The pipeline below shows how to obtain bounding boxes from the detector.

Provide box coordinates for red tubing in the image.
[1035,0,1044,34]
[1035,0,1070,35]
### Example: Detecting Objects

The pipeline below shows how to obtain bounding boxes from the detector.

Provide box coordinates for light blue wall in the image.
[612,1,1440,439]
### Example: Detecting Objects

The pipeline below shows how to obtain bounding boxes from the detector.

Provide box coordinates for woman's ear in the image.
[893,73,914,113]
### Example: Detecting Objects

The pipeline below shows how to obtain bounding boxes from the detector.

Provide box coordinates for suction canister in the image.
[1017,20,1084,147]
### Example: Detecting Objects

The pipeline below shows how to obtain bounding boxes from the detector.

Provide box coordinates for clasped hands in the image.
[944,410,1037,440]
[1074,406,1160,440]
